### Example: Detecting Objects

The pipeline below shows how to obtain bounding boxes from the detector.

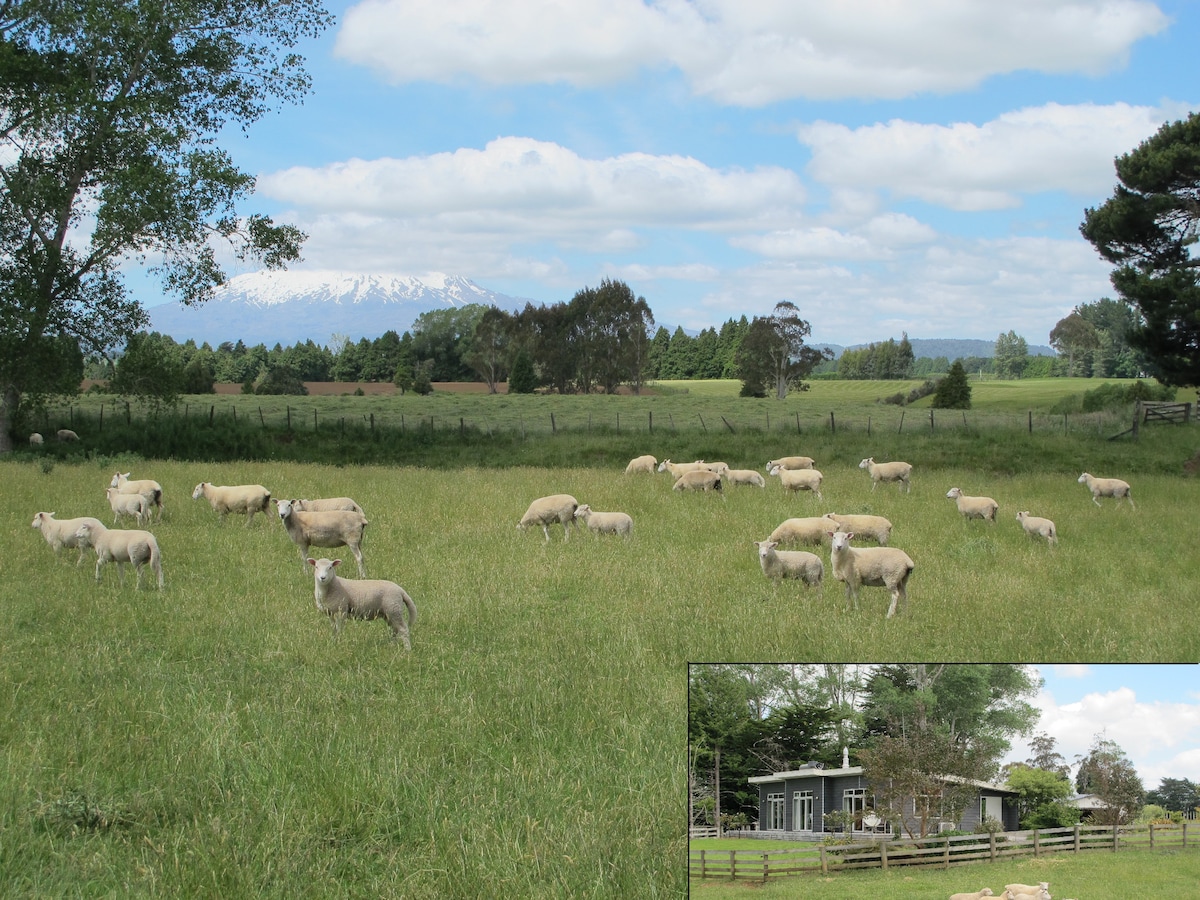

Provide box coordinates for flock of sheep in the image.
[30,472,417,648]
[520,453,1135,619]
[950,880,1072,900]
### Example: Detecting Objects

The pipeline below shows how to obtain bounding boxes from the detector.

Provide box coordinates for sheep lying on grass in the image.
[754,540,823,587]
[723,468,766,488]
[307,557,416,649]
[74,522,163,590]
[517,494,579,541]
[656,459,709,479]
[192,482,272,525]
[949,890,995,900]
[768,464,823,500]
[766,456,814,471]
[768,517,830,547]
[672,470,723,493]
[624,454,657,475]
[31,512,105,565]
[829,531,914,618]
[946,487,999,523]
[1015,511,1058,545]
[822,512,893,546]
[1004,884,1049,900]
[859,457,912,493]
[291,497,364,514]
[573,504,633,537]
[278,499,368,576]
[29,432,43,447]
[105,486,148,526]
[56,428,79,442]
[109,472,164,521]
[1078,472,1134,508]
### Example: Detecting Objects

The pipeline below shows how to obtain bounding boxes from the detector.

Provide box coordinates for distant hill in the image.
[826,338,1055,360]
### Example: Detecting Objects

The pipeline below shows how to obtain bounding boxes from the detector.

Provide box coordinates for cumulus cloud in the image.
[335,0,1168,104]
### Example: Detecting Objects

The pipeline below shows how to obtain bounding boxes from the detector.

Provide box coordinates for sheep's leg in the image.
[351,545,366,578]
[75,547,86,567]
[94,557,104,583]
[886,588,900,618]
[115,561,126,586]
[541,524,551,541]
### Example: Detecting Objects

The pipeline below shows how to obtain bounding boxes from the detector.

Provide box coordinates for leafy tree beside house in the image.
[1005,765,1080,829]
[931,360,972,408]
[1075,735,1145,826]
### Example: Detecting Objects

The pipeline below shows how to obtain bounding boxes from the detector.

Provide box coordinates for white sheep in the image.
[821,512,893,546]
[859,457,913,493]
[754,540,823,587]
[517,494,579,541]
[1004,882,1049,895]
[105,486,148,526]
[1078,472,1134,508]
[56,428,79,442]
[768,464,823,499]
[1015,511,1058,546]
[29,432,43,447]
[946,487,999,523]
[672,469,724,493]
[949,890,995,900]
[767,456,815,471]
[277,498,368,576]
[768,517,831,547]
[74,522,163,590]
[573,504,633,537]
[656,459,709,479]
[702,461,730,475]
[31,512,105,565]
[109,472,164,521]
[1003,892,1049,900]
[828,530,914,618]
[624,454,657,475]
[290,497,364,515]
[307,557,416,649]
[723,468,766,488]
[192,481,272,525]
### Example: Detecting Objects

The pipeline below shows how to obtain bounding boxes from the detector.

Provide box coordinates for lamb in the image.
[517,494,579,541]
[290,497,364,514]
[1015,511,1058,546]
[192,481,272,525]
[624,454,657,475]
[949,890,995,900]
[822,512,893,546]
[768,517,831,547]
[1003,892,1049,900]
[56,428,79,442]
[1078,472,1134,508]
[277,498,368,576]
[656,458,709,479]
[109,472,165,521]
[1004,882,1049,895]
[74,522,163,590]
[307,557,416,649]
[946,487,999,523]
[767,456,815,471]
[573,504,633,537]
[672,469,724,493]
[105,486,149,526]
[828,531,914,618]
[723,468,766,488]
[29,432,43,446]
[753,540,823,587]
[31,512,106,565]
[768,464,823,500]
[859,457,913,493]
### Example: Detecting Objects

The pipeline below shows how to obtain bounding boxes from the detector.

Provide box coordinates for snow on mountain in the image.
[147,270,529,347]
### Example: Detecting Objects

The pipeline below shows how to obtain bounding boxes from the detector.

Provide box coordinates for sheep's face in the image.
[277,499,294,519]
[754,540,777,561]
[830,532,855,552]
[1077,473,1089,484]
[74,524,93,546]
[32,512,52,529]
[946,487,961,499]
[191,483,206,500]
[310,557,340,585]
[109,473,125,488]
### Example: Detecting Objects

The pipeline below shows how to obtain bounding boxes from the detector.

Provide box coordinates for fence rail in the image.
[689,823,1196,882]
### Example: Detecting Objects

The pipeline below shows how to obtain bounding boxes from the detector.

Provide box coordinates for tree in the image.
[1075,736,1145,826]
[994,331,1028,379]
[1049,313,1100,376]
[0,0,329,452]
[1005,765,1076,829]
[410,305,487,382]
[1147,777,1199,814]
[254,364,306,395]
[109,332,183,408]
[736,302,830,400]
[463,307,511,393]
[1081,113,1200,387]
[931,360,971,408]
[506,349,537,394]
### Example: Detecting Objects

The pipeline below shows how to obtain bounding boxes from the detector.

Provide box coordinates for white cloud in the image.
[1052,665,1094,679]
[335,0,1168,104]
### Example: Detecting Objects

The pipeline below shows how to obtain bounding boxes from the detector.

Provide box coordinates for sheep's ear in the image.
[306,558,317,567]
[330,558,342,568]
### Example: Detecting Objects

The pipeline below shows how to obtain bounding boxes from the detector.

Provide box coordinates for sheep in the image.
[517,494,579,542]
[701,461,730,475]
[767,456,815,471]
[1015,511,1058,546]
[859,457,913,493]
[672,469,724,493]
[946,487,999,524]
[624,454,657,475]
[573,504,633,538]
[723,468,766,488]
[109,472,165,521]
[74,522,163,590]
[656,458,709,479]
[31,512,106,566]
[290,497,364,515]
[1078,471,1134,508]
[822,512,893,546]
[307,557,416,649]
[29,432,43,447]
[277,498,368,576]
[949,890,995,900]
[828,530,914,618]
[105,486,148,526]
[56,428,79,442]
[753,540,823,587]
[192,481,272,526]
[768,517,831,547]
[768,464,823,500]
[1004,882,1049,896]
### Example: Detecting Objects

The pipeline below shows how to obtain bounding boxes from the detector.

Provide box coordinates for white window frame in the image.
[793,790,814,832]
[766,792,785,830]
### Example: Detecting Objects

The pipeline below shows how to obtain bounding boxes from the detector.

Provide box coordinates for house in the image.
[1065,793,1110,821]
[747,757,1020,839]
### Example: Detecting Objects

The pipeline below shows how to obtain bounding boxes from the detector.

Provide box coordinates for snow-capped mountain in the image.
[147,270,530,347]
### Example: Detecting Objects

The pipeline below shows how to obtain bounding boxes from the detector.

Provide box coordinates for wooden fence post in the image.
[232,406,237,424]
[314,409,318,431]
[699,850,706,879]
[829,411,835,434]
[260,407,266,429]
[1029,410,1033,434]
[1033,829,1040,857]
[730,849,736,880]
[460,417,465,437]
[819,844,828,875]
[796,411,801,434]
[1074,823,1080,853]
[929,410,935,432]
[209,405,214,426]
[943,836,950,869]
[1149,823,1154,849]
[551,412,556,434]
[766,412,770,432]
[761,852,769,882]
[370,412,374,431]
[988,830,996,862]
[126,402,132,424]
[1112,824,1119,851]
[99,403,104,432]
[879,840,888,871]
[699,414,707,432]
[898,410,904,433]
[648,411,653,433]
[286,405,291,431]
[721,416,735,433]
[867,415,871,437]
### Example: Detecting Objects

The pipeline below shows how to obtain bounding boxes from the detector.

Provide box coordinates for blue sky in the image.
[140,0,1199,346]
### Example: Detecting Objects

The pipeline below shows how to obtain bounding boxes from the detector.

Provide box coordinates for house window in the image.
[844,788,889,833]
[793,791,814,831]
[980,795,1003,827]
[766,793,785,830]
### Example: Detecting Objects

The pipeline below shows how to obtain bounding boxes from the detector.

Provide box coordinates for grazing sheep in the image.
[29,432,43,447]
[672,469,724,493]
[768,464,823,500]
[74,522,163,590]
[723,468,766,488]
[307,557,416,649]
[1004,883,1049,895]
[574,504,633,537]
[517,494,579,542]
[1078,472,1134,508]
[949,890,995,900]
[1003,892,1049,900]
[291,497,364,515]
[109,472,164,521]
[828,531,914,618]
[753,540,823,587]
[859,457,913,493]
[1015,511,1058,546]
[767,456,815,471]
[624,454,657,475]
[656,458,709,479]
[105,486,148,526]
[946,487,999,523]
[31,512,105,565]
[56,428,79,442]
[192,481,272,526]
[768,517,831,547]
[701,461,730,475]
[822,512,893,546]
[277,498,368,576]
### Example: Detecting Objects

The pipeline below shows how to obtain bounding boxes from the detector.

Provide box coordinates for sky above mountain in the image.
[135,0,1198,347]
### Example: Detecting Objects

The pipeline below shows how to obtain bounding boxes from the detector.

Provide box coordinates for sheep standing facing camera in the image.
[753,540,823,587]
[829,531,914,618]
[307,557,416,649]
